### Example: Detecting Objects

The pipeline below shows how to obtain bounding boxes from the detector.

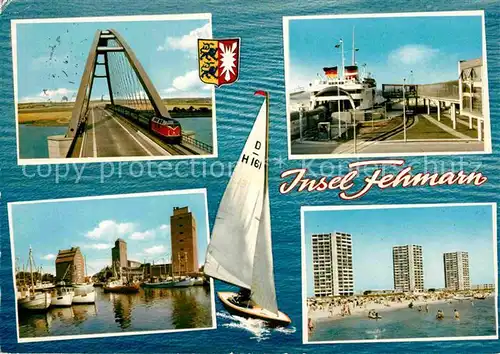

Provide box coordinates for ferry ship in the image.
[305,65,376,113]
[289,32,379,139]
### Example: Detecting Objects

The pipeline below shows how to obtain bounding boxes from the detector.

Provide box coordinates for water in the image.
[176,117,213,146]
[18,125,67,159]
[311,297,496,342]
[1,0,499,352]
[18,286,213,339]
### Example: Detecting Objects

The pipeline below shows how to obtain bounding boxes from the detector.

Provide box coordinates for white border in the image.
[300,202,498,344]
[283,10,492,159]
[12,13,218,165]
[8,188,217,343]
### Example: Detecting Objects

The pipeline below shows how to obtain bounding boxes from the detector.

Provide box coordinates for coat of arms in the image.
[198,38,240,87]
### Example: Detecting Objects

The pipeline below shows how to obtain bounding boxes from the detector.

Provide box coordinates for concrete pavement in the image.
[79,107,171,158]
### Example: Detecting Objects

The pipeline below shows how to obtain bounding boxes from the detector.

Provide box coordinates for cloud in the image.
[82,243,112,250]
[388,44,439,65]
[157,23,211,52]
[85,220,135,241]
[85,258,111,275]
[41,254,56,260]
[143,245,167,255]
[19,88,76,103]
[163,70,211,97]
[130,224,170,241]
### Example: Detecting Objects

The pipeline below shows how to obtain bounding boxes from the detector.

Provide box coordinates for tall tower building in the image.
[55,247,85,284]
[443,251,470,290]
[112,238,128,270]
[171,206,198,276]
[392,245,424,292]
[311,232,354,297]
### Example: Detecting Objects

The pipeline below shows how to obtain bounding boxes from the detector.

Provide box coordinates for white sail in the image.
[251,188,278,314]
[204,100,267,289]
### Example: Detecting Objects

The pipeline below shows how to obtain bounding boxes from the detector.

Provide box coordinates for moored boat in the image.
[204,91,292,327]
[51,287,74,306]
[143,279,175,288]
[193,276,205,286]
[173,277,195,288]
[103,278,140,293]
[18,291,52,311]
[72,285,96,304]
[17,247,52,311]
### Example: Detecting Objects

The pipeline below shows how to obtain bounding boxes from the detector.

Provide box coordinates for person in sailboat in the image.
[232,288,254,308]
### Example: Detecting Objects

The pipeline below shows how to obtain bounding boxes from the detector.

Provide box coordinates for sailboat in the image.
[103,261,140,293]
[204,91,291,327]
[18,247,52,311]
[72,257,96,303]
[172,252,194,287]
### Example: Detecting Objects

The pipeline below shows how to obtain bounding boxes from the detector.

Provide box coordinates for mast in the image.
[28,246,34,294]
[84,255,88,281]
[352,26,355,66]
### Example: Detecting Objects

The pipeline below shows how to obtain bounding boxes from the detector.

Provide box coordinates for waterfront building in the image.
[55,247,85,284]
[459,57,485,140]
[112,238,128,270]
[471,283,495,290]
[443,251,471,291]
[311,232,354,297]
[392,245,424,292]
[171,206,199,276]
[143,262,173,278]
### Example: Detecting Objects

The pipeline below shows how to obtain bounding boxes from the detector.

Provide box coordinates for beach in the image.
[307,290,494,322]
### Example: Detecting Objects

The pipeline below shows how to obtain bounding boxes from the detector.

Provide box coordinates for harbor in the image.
[18,286,212,338]
[10,192,214,340]
[286,17,489,156]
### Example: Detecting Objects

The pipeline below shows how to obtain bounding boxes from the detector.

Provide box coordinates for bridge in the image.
[382,58,486,142]
[47,29,212,159]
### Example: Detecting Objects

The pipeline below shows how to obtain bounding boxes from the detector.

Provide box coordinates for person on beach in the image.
[436,309,444,319]
[454,309,460,319]
[425,304,429,312]
[308,318,314,333]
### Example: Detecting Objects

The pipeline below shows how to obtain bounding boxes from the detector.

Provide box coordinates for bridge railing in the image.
[418,80,459,100]
[182,134,213,154]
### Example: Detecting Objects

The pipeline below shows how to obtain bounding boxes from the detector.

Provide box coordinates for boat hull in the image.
[51,293,73,306]
[18,292,52,311]
[72,289,96,304]
[143,281,175,288]
[218,292,291,327]
[173,278,195,288]
[103,284,140,293]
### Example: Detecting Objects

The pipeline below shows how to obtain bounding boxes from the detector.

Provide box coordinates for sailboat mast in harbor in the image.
[204,91,291,326]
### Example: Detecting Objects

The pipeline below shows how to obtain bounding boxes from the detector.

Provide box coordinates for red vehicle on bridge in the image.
[150,116,182,144]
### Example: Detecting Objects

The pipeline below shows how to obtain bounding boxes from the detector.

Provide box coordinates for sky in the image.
[15,16,213,103]
[287,14,483,91]
[10,191,209,277]
[304,204,495,297]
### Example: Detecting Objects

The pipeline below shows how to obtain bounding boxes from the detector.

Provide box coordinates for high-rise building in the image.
[171,206,198,276]
[112,238,128,270]
[443,251,470,290]
[392,245,424,292]
[55,247,85,284]
[311,232,354,297]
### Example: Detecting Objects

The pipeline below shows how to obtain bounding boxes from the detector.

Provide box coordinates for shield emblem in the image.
[198,38,240,87]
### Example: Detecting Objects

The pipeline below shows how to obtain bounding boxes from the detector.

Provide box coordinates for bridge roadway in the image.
[74,106,194,158]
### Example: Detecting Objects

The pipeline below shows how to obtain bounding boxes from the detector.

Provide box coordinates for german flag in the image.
[323,66,338,79]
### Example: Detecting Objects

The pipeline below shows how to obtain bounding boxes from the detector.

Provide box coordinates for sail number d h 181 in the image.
[241,141,263,170]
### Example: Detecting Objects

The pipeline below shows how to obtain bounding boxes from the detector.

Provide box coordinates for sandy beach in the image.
[307,291,494,322]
